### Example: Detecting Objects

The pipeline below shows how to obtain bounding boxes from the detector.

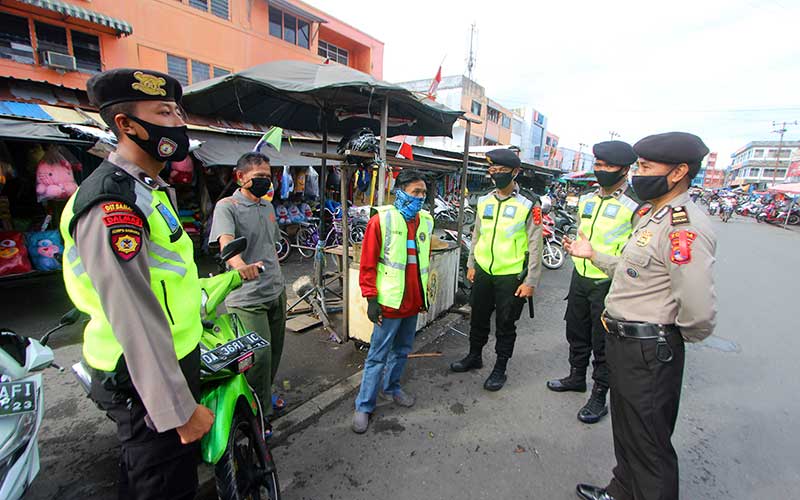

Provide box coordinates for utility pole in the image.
[466,22,477,80]
[772,121,797,186]
[609,131,620,141]
[576,142,588,171]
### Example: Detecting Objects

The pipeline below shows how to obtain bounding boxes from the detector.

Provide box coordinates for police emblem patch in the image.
[131,71,167,96]
[532,206,542,225]
[110,228,142,261]
[635,230,652,247]
[626,268,639,278]
[158,137,177,157]
[602,204,620,219]
[419,232,426,242]
[503,205,518,218]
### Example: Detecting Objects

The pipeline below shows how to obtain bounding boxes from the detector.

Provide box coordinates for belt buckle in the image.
[617,322,626,338]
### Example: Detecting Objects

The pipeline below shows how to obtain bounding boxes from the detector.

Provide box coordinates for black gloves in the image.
[367,297,382,324]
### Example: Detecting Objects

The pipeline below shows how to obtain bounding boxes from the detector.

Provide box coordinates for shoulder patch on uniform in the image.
[102,202,134,214]
[109,227,143,261]
[670,206,690,226]
[532,206,542,225]
[669,230,696,265]
[637,204,652,217]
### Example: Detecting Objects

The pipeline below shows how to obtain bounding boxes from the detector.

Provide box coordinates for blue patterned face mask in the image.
[394,188,425,220]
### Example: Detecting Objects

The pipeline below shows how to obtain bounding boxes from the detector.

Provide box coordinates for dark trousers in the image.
[605,332,686,500]
[564,269,611,388]
[469,265,526,361]
[90,350,202,500]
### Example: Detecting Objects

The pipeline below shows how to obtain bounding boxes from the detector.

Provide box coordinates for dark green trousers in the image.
[230,289,287,414]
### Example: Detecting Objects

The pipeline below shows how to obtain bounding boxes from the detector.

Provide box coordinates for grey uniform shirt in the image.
[209,189,285,307]
[467,185,543,288]
[74,152,197,432]
[593,190,717,342]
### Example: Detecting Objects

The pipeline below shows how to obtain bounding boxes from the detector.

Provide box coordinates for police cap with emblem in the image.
[87,68,183,109]
[486,149,521,169]
[592,140,637,167]
[633,132,710,177]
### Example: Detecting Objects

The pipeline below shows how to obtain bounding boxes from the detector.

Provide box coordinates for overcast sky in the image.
[311,0,800,166]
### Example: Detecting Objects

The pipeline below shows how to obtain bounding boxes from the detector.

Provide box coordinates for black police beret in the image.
[633,132,709,166]
[592,141,637,167]
[486,149,521,169]
[87,68,183,109]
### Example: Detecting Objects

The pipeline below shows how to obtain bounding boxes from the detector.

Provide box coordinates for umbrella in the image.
[182,60,463,137]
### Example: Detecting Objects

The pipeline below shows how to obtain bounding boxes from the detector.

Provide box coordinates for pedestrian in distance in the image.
[352,169,433,434]
[567,132,717,500]
[548,140,644,424]
[450,149,542,392]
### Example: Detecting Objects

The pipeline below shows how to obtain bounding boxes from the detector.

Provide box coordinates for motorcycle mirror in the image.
[220,237,248,262]
[60,308,82,326]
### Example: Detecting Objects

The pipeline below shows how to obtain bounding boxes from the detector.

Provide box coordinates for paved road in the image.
[267,215,800,500]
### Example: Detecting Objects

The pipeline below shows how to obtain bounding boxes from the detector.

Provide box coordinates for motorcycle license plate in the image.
[0,381,36,417]
[201,333,269,373]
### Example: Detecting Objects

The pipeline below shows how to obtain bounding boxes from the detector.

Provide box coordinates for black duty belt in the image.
[601,313,679,340]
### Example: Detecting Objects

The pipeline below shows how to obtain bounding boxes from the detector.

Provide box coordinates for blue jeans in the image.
[355,315,418,413]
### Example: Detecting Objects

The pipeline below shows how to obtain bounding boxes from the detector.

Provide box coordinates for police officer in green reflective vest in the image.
[547,141,643,424]
[59,69,259,500]
[451,149,542,392]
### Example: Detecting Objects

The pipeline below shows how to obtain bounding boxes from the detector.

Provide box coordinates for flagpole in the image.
[377,97,389,205]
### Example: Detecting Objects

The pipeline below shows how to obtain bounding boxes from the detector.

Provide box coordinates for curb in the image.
[197,311,466,494]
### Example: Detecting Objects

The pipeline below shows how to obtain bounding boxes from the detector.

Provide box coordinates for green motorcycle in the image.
[72,237,280,499]
[199,236,280,499]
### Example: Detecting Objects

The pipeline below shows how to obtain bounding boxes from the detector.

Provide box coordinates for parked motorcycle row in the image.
[696,189,800,226]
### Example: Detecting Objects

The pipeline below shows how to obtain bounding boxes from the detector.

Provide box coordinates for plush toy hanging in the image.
[169,156,194,185]
[35,146,78,202]
[0,231,33,276]
[25,230,63,271]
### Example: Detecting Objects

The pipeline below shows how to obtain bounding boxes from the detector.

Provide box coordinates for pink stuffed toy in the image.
[36,159,77,202]
[169,156,194,185]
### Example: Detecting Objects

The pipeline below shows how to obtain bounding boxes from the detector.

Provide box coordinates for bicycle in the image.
[294,207,365,258]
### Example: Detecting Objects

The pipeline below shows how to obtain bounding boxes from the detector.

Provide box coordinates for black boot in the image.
[577,385,608,424]
[450,348,483,373]
[483,358,508,391]
[576,483,614,500]
[546,367,587,392]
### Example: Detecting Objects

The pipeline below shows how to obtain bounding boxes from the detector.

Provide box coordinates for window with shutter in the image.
[167,54,189,85]
[0,12,34,64]
[192,60,210,84]
[214,67,230,78]
[210,0,229,19]
[72,30,101,73]
[34,22,68,55]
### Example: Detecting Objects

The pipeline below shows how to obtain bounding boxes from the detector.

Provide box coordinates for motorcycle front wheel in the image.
[788,214,800,225]
[215,405,281,500]
[542,241,564,270]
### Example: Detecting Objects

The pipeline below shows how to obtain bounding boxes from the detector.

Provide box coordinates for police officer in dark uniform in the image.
[547,141,642,424]
[59,69,259,500]
[567,132,717,500]
[450,149,542,391]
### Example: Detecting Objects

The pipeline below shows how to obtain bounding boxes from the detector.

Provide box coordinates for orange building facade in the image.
[0,0,384,92]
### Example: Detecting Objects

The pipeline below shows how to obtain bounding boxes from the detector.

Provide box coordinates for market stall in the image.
[182,60,472,345]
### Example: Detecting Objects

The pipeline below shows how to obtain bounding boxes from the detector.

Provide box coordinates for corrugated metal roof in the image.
[0,100,52,120]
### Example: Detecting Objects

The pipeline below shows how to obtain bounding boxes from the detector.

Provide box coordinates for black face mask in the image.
[246,177,272,198]
[125,115,189,162]
[490,172,515,190]
[594,169,627,188]
[631,172,676,201]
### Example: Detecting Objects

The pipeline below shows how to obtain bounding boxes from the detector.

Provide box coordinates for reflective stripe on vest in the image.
[374,206,433,310]
[473,192,532,276]
[572,190,637,279]
[60,186,202,371]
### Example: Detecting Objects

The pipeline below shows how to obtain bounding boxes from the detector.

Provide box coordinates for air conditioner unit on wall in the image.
[42,51,77,71]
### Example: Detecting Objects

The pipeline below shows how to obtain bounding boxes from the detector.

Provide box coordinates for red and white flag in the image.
[426,65,442,100]
[396,135,414,161]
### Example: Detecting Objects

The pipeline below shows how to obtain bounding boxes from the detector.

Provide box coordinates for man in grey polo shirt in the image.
[210,152,286,413]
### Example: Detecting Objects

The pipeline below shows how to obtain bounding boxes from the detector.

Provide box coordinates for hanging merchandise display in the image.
[292,166,307,194]
[0,231,33,276]
[281,165,294,199]
[35,146,79,202]
[305,166,320,199]
[24,230,63,271]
